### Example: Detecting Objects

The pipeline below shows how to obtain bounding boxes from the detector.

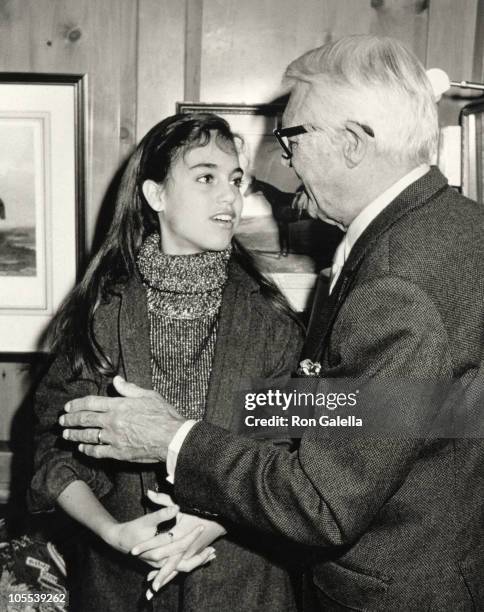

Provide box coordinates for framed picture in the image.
[460,101,484,205]
[0,73,86,351]
[176,102,340,311]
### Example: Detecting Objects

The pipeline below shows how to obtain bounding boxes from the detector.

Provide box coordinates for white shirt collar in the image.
[342,164,430,261]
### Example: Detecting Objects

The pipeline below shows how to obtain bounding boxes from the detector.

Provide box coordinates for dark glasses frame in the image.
[273,122,375,160]
[273,125,308,159]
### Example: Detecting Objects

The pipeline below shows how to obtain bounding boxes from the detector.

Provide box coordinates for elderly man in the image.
[59,36,483,610]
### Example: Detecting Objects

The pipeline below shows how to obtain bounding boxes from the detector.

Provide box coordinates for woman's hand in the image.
[145,546,216,600]
[57,481,183,568]
[130,491,226,596]
[103,504,198,567]
[132,491,226,563]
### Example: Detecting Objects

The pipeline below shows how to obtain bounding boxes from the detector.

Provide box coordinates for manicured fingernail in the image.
[131,548,138,555]
[207,553,216,562]
[59,415,65,425]
[207,547,215,555]
[146,590,153,601]
[65,403,70,412]
[78,444,84,452]
[62,429,69,439]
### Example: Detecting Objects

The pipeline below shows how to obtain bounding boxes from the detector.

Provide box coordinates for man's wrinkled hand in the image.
[59,376,186,462]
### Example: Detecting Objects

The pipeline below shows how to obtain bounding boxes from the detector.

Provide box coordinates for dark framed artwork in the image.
[0,73,86,350]
[176,102,341,311]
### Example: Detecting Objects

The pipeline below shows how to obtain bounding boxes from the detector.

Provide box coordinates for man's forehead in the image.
[283,82,327,127]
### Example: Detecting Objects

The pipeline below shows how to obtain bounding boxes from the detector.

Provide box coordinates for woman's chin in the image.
[205,242,232,252]
[201,236,234,252]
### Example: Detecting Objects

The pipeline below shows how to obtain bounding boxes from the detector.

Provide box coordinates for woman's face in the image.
[143,134,244,255]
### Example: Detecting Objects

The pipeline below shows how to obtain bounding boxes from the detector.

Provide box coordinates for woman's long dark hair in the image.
[50,112,300,377]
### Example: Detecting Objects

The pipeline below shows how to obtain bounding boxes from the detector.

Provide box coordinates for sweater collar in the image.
[136,233,231,294]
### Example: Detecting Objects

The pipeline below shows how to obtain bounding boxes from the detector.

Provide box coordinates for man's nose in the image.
[280,155,292,169]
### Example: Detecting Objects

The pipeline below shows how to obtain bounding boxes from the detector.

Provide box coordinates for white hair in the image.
[284,35,439,166]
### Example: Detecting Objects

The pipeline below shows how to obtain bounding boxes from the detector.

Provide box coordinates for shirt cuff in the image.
[166,420,198,484]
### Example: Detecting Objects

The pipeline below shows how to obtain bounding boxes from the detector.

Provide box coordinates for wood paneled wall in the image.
[0,0,483,502]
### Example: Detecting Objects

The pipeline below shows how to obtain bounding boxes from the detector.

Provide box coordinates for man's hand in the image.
[59,376,186,462]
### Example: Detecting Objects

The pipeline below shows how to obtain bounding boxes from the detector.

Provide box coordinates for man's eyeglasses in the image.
[273,122,375,160]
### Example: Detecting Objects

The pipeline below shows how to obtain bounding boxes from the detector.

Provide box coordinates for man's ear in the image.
[142,179,164,212]
[342,121,369,168]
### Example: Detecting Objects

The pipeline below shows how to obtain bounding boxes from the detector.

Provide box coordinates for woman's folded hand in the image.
[103,503,180,562]
[130,490,226,597]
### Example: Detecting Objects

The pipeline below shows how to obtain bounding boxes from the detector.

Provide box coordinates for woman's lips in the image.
[211,213,235,228]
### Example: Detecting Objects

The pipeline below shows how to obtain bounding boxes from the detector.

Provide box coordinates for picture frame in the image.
[176,102,325,311]
[460,101,484,205]
[0,73,86,351]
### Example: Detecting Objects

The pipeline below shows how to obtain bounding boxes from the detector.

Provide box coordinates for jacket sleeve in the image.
[28,354,114,513]
[173,277,454,547]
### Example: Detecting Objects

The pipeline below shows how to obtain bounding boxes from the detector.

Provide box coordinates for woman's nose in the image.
[217,181,237,204]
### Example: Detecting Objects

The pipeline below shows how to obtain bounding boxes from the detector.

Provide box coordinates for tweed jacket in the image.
[173,168,484,611]
[29,260,304,612]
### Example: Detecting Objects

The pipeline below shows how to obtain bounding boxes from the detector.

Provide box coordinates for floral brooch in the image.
[297,359,322,377]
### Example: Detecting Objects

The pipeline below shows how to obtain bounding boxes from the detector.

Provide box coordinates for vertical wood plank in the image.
[427,0,478,77]
[137,0,185,138]
[427,0,479,125]
[473,0,484,81]
[185,0,203,101]
[119,0,139,159]
[370,0,429,63]
[0,0,33,69]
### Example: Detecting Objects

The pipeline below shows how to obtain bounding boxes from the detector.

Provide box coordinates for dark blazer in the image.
[29,261,304,612]
[173,168,484,611]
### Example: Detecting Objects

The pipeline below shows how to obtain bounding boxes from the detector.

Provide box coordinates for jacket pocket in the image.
[313,561,390,611]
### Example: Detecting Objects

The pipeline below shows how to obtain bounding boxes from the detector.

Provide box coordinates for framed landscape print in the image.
[0,73,86,351]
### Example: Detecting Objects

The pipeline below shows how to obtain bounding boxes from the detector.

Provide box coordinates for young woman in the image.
[29,113,303,611]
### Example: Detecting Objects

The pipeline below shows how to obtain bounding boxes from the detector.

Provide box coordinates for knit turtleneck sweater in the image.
[137,233,230,420]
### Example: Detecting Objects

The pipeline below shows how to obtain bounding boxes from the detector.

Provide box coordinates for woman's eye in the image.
[197,174,214,184]
[232,176,243,188]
